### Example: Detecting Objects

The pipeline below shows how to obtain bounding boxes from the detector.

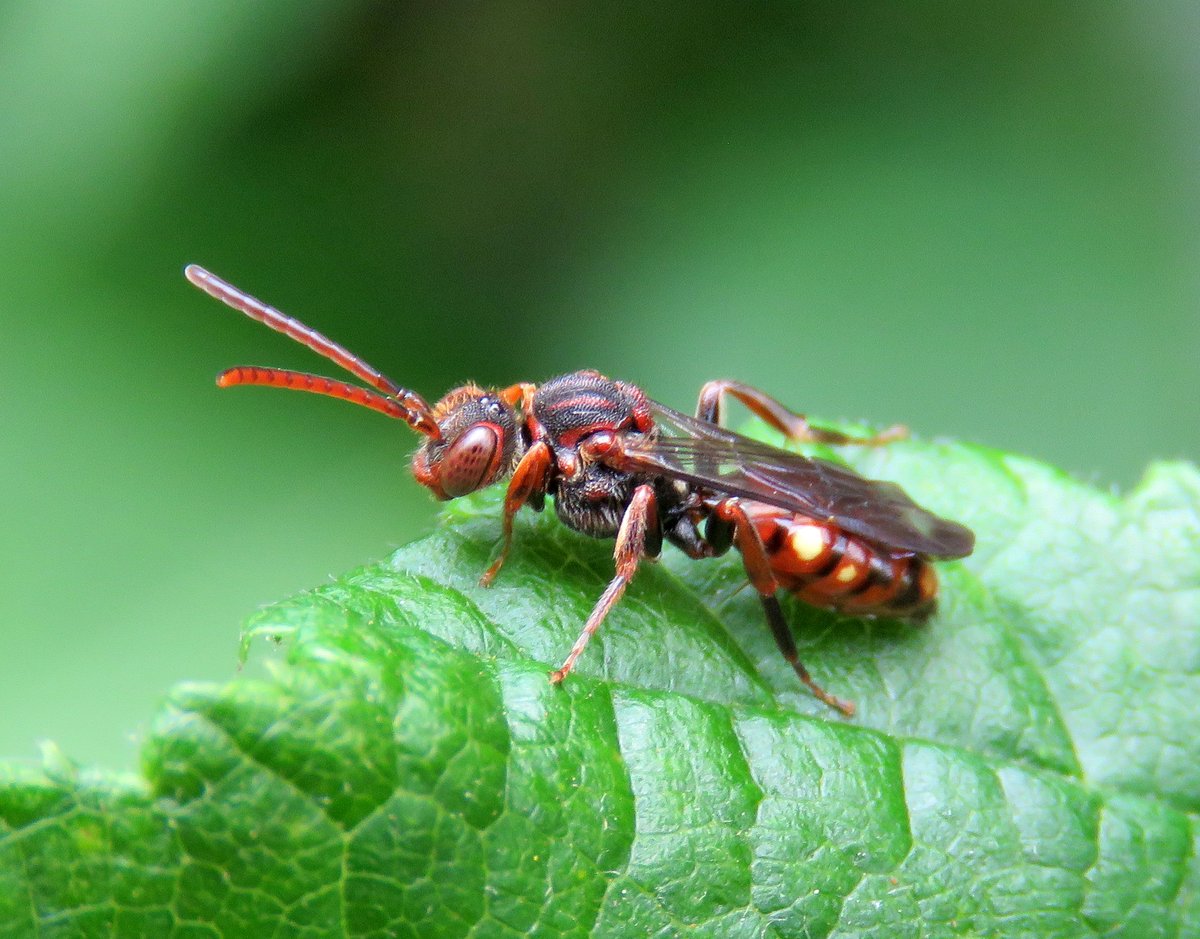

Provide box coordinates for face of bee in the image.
[410,386,524,499]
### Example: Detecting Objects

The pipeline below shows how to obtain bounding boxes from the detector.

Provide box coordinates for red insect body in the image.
[188,265,973,717]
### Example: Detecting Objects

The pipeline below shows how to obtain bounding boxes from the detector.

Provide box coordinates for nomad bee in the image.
[187,265,974,716]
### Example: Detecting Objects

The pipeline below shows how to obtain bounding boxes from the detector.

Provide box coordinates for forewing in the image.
[614,402,973,559]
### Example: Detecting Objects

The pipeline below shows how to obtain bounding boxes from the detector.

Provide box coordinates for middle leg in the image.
[549,483,661,684]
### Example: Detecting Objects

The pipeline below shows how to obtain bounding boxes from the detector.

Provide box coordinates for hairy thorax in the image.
[551,461,637,538]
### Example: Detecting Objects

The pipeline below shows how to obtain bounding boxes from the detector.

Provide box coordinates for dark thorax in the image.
[529,371,705,550]
[528,371,653,539]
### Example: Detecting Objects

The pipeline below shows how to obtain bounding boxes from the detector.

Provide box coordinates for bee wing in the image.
[610,402,973,559]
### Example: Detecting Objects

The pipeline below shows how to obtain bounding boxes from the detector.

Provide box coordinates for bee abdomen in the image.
[746,504,937,619]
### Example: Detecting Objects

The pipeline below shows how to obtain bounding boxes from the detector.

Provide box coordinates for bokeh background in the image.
[2,3,1197,769]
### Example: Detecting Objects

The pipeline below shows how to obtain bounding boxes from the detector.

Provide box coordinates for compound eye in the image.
[440,424,501,497]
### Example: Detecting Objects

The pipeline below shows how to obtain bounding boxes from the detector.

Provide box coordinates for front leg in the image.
[549,483,661,683]
[480,441,552,586]
[696,379,906,446]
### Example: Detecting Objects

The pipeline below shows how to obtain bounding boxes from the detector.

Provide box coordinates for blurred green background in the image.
[2,3,1197,770]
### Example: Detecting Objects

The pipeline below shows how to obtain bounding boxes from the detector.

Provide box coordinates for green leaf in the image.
[2,433,1198,938]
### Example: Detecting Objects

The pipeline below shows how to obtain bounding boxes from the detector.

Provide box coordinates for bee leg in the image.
[497,381,538,412]
[714,498,856,717]
[696,379,906,446]
[480,441,553,586]
[759,595,855,717]
[549,484,660,684]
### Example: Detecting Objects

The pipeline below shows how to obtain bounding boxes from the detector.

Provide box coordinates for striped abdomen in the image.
[744,502,938,619]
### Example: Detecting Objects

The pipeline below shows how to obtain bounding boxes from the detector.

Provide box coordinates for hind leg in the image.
[712,497,855,717]
[696,379,905,446]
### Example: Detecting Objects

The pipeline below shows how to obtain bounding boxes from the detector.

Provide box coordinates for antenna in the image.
[186,264,441,438]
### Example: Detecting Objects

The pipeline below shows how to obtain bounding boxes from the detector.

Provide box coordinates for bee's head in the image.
[410,385,524,499]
